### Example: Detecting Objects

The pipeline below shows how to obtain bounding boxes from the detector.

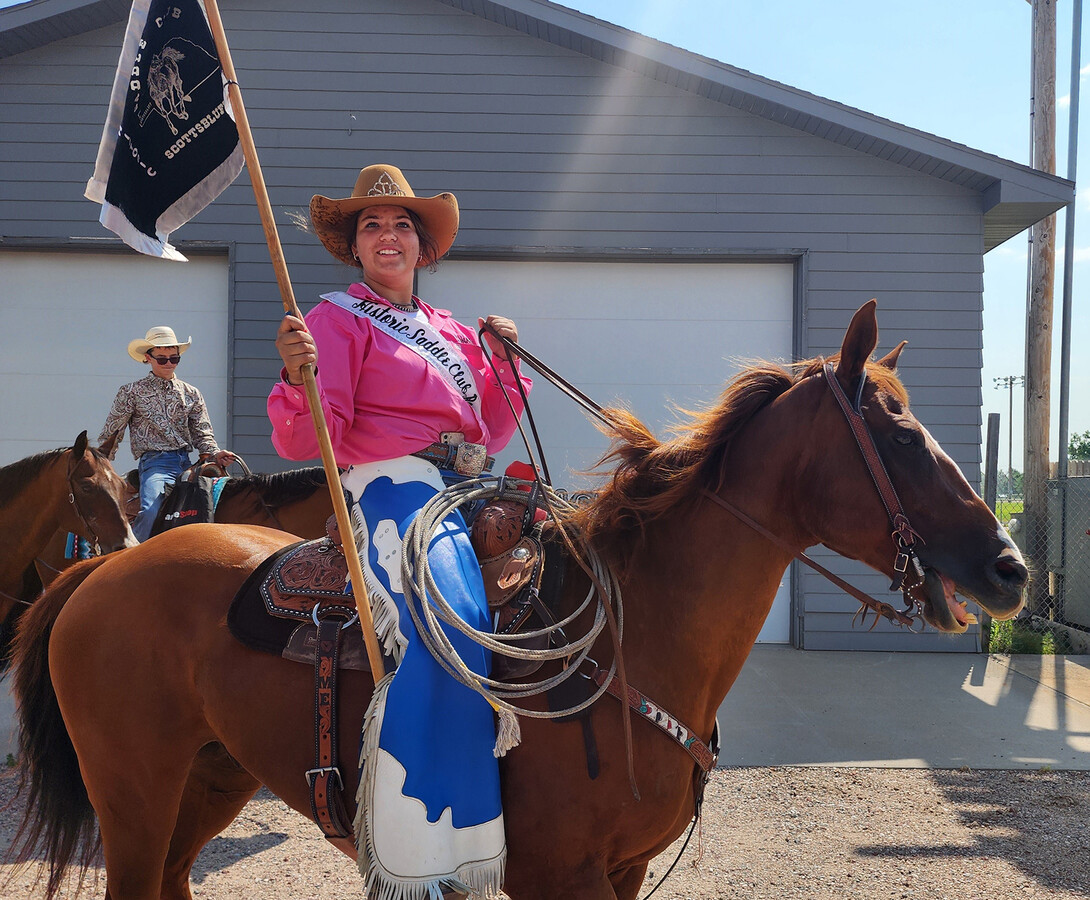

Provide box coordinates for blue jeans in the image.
[133,448,191,541]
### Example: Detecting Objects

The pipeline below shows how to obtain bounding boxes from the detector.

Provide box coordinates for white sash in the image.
[321,290,484,425]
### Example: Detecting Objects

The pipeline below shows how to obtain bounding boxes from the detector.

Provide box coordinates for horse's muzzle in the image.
[981,546,1028,619]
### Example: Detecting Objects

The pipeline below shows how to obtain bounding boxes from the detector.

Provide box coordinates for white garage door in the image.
[421,259,794,642]
[0,250,230,476]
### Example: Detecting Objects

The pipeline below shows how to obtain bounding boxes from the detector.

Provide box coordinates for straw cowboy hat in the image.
[128,326,192,362]
[309,164,459,267]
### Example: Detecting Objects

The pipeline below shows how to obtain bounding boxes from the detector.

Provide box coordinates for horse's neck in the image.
[612,500,795,734]
[215,480,330,539]
[610,390,826,731]
[0,455,71,589]
[276,490,333,539]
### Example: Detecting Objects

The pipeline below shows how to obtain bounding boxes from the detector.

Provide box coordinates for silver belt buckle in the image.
[454,441,488,477]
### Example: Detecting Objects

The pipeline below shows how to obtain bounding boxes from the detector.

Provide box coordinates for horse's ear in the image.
[72,430,89,456]
[835,300,879,381]
[877,340,907,370]
[98,431,120,459]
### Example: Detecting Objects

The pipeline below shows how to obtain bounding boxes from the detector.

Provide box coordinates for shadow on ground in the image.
[854,769,1090,895]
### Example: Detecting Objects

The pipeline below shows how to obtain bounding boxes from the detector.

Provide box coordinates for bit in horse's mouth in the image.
[919,568,977,631]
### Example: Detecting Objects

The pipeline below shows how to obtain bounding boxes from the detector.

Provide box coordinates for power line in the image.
[995,375,1025,497]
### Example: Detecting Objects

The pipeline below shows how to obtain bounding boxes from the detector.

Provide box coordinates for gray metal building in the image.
[0,0,1073,650]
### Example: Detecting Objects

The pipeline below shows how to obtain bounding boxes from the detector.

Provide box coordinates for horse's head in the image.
[804,301,1026,632]
[67,431,138,553]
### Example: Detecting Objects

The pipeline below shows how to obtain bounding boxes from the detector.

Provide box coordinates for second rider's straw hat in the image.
[309,164,459,267]
[127,326,192,363]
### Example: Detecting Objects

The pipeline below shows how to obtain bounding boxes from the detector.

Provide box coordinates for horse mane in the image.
[566,355,907,568]
[218,466,327,510]
[0,447,82,508]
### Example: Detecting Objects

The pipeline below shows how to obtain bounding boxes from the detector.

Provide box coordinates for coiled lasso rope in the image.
[399,475,621,756]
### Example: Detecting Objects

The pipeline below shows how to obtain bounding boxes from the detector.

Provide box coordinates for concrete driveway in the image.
[716,646,1090,769]
[4,646,1090,770]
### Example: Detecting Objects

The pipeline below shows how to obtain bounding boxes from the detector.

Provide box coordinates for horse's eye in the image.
[893,431,916,446]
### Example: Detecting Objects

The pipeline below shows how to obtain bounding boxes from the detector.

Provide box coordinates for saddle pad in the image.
[227,541,307,655]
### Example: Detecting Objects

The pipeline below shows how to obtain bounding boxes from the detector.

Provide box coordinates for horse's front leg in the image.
[609,864,650,900]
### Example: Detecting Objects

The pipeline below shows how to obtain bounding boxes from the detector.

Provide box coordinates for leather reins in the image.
[482,328,928,630]
[478,325,642,798]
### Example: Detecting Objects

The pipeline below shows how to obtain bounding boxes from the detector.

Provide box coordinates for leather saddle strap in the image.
[589,666,717,773]
[308,616,354,840]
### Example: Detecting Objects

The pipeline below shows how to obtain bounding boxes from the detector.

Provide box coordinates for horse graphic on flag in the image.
[138,39,221,136]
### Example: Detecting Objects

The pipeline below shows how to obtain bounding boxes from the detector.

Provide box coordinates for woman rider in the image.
[268,164,531,899]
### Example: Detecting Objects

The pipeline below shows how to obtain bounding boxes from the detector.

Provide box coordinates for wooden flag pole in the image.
[202,0,386,685]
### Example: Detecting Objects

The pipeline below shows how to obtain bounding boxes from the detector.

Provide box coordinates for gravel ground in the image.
[3,764,1090,899]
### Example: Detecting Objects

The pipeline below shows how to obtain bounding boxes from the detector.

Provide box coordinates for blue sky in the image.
[2,0,1085,466]
[568,0,1089,470]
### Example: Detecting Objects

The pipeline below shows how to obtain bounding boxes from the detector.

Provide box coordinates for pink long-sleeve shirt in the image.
[268,283,531,466]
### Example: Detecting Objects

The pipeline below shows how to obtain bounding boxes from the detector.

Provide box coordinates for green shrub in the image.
[987,618,1055,654]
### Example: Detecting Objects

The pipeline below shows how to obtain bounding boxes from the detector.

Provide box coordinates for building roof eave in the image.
[982,179,1070,252]
[2,0,1074,240]
[0,0,127,57]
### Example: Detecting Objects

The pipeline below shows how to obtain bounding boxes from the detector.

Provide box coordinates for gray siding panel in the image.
[0,0,994,651]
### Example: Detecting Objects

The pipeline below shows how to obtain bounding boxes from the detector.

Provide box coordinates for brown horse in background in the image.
[203,465,331,537]
[145,458,332,540]
[31,467,141,590]
[0,432,135,639]
[10,303,1028,900]
[30,465,331,590]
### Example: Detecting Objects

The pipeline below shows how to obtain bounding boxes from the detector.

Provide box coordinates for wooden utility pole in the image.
[1025,0,1057,613]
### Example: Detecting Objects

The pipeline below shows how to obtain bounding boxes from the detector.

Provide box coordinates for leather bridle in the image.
[65,449,105,556]
[820,362,926,598]
[703,363,927,629]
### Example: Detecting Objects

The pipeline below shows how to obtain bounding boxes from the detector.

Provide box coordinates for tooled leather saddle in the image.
[227,508,566,677]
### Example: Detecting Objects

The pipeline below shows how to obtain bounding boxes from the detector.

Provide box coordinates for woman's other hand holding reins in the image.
[479,315,519,363]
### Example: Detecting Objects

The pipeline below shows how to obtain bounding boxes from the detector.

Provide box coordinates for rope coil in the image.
[398,475,622,747]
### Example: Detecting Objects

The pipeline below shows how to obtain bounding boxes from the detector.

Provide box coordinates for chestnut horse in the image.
[10,303,1027,900]
[0,432,135,638]
[31,468,141,591]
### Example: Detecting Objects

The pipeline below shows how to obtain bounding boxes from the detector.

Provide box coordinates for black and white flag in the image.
[85,0,244,260]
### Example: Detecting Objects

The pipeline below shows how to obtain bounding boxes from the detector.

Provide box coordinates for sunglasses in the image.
[149,354,181,365]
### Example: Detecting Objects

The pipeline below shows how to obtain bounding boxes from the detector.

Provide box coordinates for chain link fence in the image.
[984,464,1090,655]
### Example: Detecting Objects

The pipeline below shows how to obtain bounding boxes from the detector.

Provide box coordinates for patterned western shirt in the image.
[98,373,221,461]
